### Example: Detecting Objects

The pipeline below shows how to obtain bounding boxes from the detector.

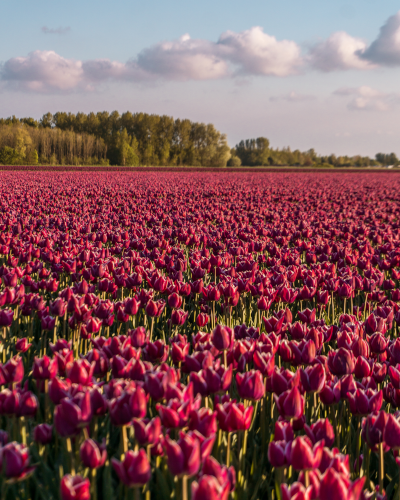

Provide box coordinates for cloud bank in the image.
[2,11,400,92]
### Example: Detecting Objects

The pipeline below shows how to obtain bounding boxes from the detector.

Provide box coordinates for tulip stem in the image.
[66,437,75,475]
[365,445,370,490]
[274,468,282,500]
[304,470,310,488]
[182,475,188,500]
[91,469,98,500]
[240,429,248,481]
[355,417,361,476]
[121,425,128,459]
[226,432,231,467]
[379,441,384,494]
[149,318,154,343]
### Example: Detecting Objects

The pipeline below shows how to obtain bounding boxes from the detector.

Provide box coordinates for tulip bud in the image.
[80,438,107,469]
[111,449,151,487]
[34,424,53,445]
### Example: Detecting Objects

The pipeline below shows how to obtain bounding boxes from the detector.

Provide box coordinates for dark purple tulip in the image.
[191,475,230,500]
[305,419,335,447]
[268,440,288,468]
[327,348,355,376]
[275,387,304,421]
[236,370,265,401]
[289,436,323,471]
[80,438,107,469]
[164,432,200,477]
[34,424,53,445]
[0,442,36,481]
[347,389,383,416]
[300,364,326,393]
[211,325,233,351]
[0,308,14,327]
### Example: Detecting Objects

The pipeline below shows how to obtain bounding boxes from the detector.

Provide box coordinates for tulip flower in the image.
[32,355,58,381]
[33,423,53,445]
[268,440,289,468]
[289,436,323,471]
[168,292,183,309]
[300,364,326,393]
[196,312,210,327]
[67,359,94,386]
[271,368,300,395]
[236,370,265,401]
[305,419,335,447]
[216,399,253,432]
[0,442,36,481]
[200,455,236,491]
[189,408,217,437]
[191,475,230,500]
[319,469,364,500]
[80,438,107,469]
[133,416,161,446]
[253,351,275,377]
[164,432,201,477]
[211,325,233,351]
[15,338,32,353]
[60,474,90,500]
[54,392,92,437]
[327,348,355,376]
[0,308,14,327]
[275,387,305,421]
[203,362,233,395]
[347,389,383,416]
[2,356,24,384]
[112,449,151,487]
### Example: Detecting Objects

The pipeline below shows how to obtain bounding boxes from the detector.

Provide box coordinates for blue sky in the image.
[2,0,400,156]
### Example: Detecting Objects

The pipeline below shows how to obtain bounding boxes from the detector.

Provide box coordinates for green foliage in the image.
[227,149,242,167]
[235,137,270,166]
[42,111,231,166]
[26,149,39,165]
[0,111,396,167]
[376,152,399,165]
[0,146,23,165]
[0,123,108,165]
[234,137,390,167]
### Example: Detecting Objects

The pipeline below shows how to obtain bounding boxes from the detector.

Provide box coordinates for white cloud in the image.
[333,86,399,112]
[136,34,229,80]
[5,12,400,94]
[41,26,71,35]
[308,32,374,71]
[1,51,84,91]
[269,91,315,102]
[0,28,304,92]
[362,11,400,66]
[218,27,303,77]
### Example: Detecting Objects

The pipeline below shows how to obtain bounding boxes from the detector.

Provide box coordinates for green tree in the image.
[40,112,53,128]
[227,149,242,167]
[28,149,39,165]
[0,146,23,165]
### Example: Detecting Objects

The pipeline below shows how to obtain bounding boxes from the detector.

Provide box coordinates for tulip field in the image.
[2,169,400,500]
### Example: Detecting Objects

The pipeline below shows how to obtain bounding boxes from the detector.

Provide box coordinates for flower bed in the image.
[0,170,399,499]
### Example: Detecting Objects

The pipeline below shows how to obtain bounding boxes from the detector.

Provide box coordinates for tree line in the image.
[0,112,230,167]
[229,137,399,167]
[0,113,398,167]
